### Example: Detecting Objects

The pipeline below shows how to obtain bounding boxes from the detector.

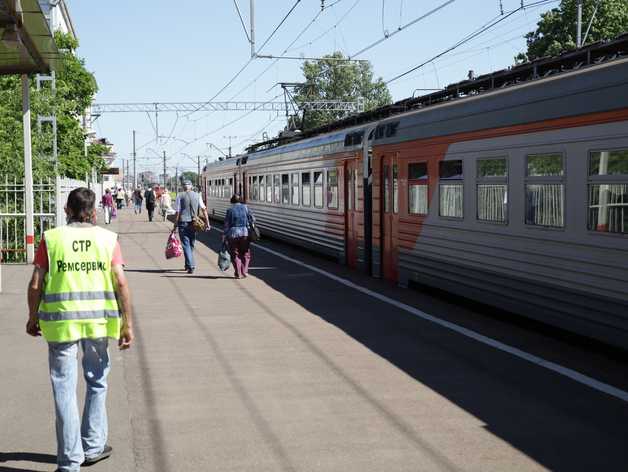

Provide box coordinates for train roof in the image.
[246,32,628,153]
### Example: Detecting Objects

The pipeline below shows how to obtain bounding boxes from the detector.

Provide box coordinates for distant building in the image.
[93,138,116,167]
[139,172,155,182]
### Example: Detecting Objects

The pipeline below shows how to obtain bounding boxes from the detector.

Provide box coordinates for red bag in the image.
[165,233,182,259]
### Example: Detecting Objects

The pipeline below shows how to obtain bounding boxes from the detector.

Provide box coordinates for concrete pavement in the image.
[2,201,628,471]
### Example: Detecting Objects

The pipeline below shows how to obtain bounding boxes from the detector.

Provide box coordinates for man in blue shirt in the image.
[171,181,210,273]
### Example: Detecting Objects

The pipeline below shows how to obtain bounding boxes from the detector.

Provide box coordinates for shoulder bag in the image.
[186,191,206,232]
[245,205,260,242]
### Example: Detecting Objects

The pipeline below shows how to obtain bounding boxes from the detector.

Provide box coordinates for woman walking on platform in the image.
[115,188,125,209]
[222,194,255,279]
[160,190,172,221]
[102,188,114,224]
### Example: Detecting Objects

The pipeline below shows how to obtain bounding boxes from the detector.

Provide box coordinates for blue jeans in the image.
[178,221,196,269]
[48,338,111,472]
[134,199,142,213]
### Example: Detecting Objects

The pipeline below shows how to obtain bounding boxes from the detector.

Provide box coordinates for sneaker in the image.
[83,445,112,465]
[188,268,194,274]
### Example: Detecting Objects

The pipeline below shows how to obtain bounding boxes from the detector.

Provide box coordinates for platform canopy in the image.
[0,0,65,75]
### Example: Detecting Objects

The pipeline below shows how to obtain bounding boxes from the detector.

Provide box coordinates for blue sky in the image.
[67,0,561,178]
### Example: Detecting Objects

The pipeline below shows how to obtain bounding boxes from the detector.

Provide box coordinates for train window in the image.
[291,173,299,205]
[440,160,463,179]
[477,158,507,222]
[282,174,289,204]
[355,131,364,145]
[273,175,280,204]
[344,131,365,146]
[252,176,258,201]
[588,150,628,233]
[439,160,463,218]
[590,150,628,175]
[409,163,428,215]
[525,154,564,227]
[266,175,272,203]
[327,171,338,209]
[354,168,359,211]
[314,171,323,208]
[302,172,311,206]
[347,169,353,211]
[259,176,264,203]
[387,122,399,138]
[393,165,398,213]
[409,163,428,181]
[384,166,390,213]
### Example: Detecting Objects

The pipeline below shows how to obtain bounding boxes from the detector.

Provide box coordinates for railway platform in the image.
[2,204,628,471]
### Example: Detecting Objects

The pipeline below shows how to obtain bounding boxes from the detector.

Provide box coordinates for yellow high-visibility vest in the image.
[38,225,122,342]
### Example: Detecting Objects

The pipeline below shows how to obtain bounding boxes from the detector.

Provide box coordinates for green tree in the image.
[517,0,628,62]
[292,52,392,130]
[0,30,103,181]
[180,171,199,187]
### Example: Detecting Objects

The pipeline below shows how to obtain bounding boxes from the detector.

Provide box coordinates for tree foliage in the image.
[292,52,392,130]
[0,30,105,181]
[517,0,628,62]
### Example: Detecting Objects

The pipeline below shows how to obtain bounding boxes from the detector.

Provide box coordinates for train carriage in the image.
[204,127,374,270]
[203,35,628,349]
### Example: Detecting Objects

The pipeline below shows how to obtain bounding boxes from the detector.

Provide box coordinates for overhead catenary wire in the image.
[351,0,458,59]
[385,0,557,85]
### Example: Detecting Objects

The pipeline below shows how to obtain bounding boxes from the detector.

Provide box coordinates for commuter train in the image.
[202,35,628,350]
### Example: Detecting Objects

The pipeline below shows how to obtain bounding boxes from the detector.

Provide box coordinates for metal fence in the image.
[0,176,102,264]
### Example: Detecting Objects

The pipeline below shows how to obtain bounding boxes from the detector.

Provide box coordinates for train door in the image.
[345,160,360,269]
[380,154,399,283]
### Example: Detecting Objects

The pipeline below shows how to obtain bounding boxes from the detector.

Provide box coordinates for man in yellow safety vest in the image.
[26,187,133,472]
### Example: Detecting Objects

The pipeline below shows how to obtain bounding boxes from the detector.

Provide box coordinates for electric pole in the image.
[577,0,583,48]
[133,130,137,188]
[224,135,236,158]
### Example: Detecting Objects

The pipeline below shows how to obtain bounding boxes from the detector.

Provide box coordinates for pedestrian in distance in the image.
[160,189,172,221]
[171,180,210,274]
[144,186,156,221]
[125,187,132,207]
[102,188,114,224]
[115,187,125,210]
[26,187,134,472]
[132,185,143,214]
[222,194,255,279]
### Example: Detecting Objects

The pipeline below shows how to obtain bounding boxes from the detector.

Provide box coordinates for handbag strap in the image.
[185,191,198,218]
